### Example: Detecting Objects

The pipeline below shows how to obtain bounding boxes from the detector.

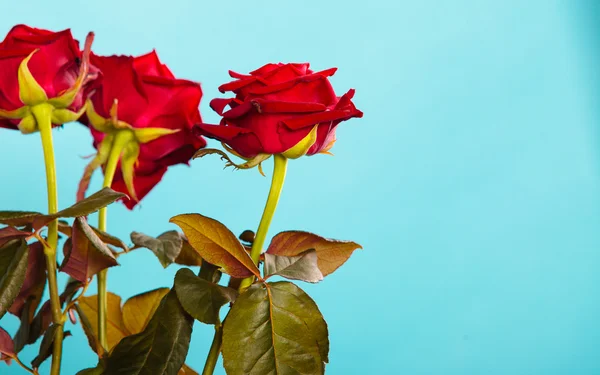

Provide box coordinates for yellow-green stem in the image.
[97,130,131,350]
[33,103,64,375]
[239,155,288,289]
[202,324,223,375]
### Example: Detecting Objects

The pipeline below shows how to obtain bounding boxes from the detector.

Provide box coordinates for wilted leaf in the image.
[122,288,170,334]
[264,250,323,283]
[222,282,329,375]
[77,292,128,352]
[178,363,199,375]
[29,279,82,344]
[267,231,362,276]
[58,223,128,253]
[60,217,118,282]
[0,211,42,227]
[0,227,31,247]
[174,268,237,325]
[0,326,14,360]
[31,325,72,369]
[103,290,193,375]
[13,297,34,353]
[131,231,182,268]
[94,228,129,253]
[0,239,29,319]
[170,214,259,278]
[174,236,203,267]
[9,242,46,318]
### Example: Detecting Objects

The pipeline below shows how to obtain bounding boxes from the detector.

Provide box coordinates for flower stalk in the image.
[32,103,65,375]
[96,130,133,350]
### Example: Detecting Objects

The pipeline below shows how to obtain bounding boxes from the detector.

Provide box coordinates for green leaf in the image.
[122,288,170,334]
[31,324,72,369]
[0,211,42,227]
[103,290,193,375]
[131,231,182,268]
[222,281,329,375]
[174,268,237,325]
[0,239,29,319]
[264,250,323,283]
[266,231,362,276]
[60,217,118,282]
[170,214,259,278]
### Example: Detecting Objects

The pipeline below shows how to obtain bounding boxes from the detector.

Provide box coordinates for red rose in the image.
[81,51,206,209]
[0,25,93,131]
[194,63,363,159]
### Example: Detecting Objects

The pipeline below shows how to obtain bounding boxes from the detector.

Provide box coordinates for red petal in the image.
[194,123,264,158]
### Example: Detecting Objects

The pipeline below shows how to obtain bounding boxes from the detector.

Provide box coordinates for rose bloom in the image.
[195,63,363,159]
[0,25,91,130]
[81,51,206,208]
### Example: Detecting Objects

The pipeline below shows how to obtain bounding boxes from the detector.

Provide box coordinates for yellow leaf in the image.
[170,214,260,278]
[17,50,48,106]
[122,288,170,334]
[133,127,180,144]
[179,363,199,375]
[121,141,141,202]
[78,293,129,352]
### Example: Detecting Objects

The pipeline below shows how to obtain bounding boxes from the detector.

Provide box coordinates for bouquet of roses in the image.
[0,25,363,375]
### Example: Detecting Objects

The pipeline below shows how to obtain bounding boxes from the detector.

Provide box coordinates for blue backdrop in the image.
[2,0,600,374]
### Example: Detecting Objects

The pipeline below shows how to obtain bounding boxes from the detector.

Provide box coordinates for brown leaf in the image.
[0,212,42,227]
[174,236,203,267]
[122,288,170,334]
[266,231,362,276]
[0,227,31,247]
[9,242,46,319]
[0,326,14,361]
[170,214,259,278]
[60,217,118,282]
[77,293,129,352]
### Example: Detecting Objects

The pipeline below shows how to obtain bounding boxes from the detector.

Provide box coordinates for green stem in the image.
[202,324,223,375]
[97,130,131,350]
[239,154,288,290]
[32,103,64,375]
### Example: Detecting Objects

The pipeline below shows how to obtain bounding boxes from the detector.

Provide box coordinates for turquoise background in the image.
[2,0,600,374]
